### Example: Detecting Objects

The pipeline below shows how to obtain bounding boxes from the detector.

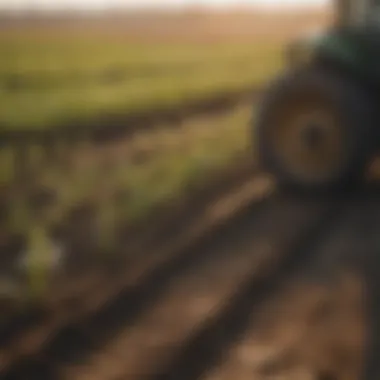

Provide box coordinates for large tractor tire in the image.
[255,67,376,193]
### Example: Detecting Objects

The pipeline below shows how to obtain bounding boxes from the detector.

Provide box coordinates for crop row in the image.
[0,36,281,130]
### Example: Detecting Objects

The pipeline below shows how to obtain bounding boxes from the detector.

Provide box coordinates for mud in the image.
[3,184,380,380]
[0,159,271,378]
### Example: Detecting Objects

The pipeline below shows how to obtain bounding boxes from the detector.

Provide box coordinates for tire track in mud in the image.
[147,195,346,380]
[59,193,330,380]
[0,159,255,352]
[0,159,258,361]
[198,190,380,380]
[2,190,345,380]
[0,174,271,379]
[4,171,377,380]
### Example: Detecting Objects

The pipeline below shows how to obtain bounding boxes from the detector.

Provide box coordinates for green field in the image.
[0,34,282,131]
[2,104,254,302]
[0,17,288,302]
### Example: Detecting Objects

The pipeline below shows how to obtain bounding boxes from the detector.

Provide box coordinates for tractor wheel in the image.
[254,67,376,193]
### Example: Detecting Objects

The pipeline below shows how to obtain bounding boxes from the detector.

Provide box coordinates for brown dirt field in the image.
[3,180,380,380]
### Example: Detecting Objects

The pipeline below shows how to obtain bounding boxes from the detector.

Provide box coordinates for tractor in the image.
[255,0,380,192]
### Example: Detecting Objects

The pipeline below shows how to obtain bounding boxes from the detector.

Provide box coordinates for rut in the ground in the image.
[4,187,380,380]
[1,189,342,380]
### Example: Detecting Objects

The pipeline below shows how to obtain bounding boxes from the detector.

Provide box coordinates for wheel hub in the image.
[301,123,325,150]
[271,102,344,183]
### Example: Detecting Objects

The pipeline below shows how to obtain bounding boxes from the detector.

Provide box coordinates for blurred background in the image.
[0,0,330,324]
[3,2,374,380]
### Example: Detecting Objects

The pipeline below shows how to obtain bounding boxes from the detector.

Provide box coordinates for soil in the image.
[2,178,380,380]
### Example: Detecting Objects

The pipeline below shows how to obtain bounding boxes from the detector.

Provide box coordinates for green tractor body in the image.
[292,27,380,84]
[256,0,380,191]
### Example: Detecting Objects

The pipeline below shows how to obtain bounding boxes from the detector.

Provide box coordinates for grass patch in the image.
[0,34,282,130]
[2,104,254,293]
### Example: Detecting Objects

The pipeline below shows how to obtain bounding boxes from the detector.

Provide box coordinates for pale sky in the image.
[0,0,328,11]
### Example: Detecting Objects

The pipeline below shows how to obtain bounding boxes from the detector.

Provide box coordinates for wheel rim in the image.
[269,96,347,183]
